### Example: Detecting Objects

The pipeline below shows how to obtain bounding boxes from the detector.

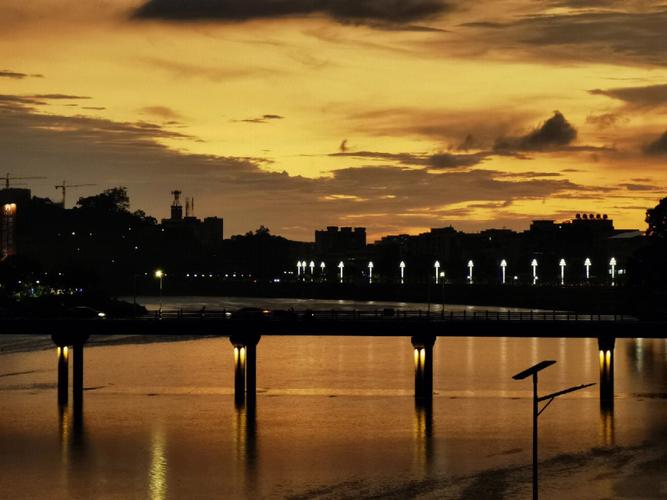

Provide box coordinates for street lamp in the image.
[399,261,405,284]
[309,260,315,277]
[584,258,591,281]
[467,260,474,284]
[500,259,507,285]
[338,261,344,283]
[531,258,538,285]
[609,257,617,285]
[559,258,566,286]
[439,271,446,310]
[513,361,595,500]
[434,261,441,284]
[368,261,374,284]
[154,269,164,310]
[297,261,302,277]
[320,261,326,281]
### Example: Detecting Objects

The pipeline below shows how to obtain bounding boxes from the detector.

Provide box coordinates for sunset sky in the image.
[2,0,666,241]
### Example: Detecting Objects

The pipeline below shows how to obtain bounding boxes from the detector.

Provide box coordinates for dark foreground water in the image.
[1,297,667,499]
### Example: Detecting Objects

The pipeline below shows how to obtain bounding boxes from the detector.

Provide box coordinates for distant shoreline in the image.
[121,282,648,315]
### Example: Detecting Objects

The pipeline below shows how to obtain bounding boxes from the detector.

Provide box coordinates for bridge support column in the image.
[230,334,261,406]
[52,334,90,407]
[411,335,436,402]
[72,342,85,409]
[57,345,69,406]
[598,336,615,407]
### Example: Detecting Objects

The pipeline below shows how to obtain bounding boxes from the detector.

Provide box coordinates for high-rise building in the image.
[315,226,366,254]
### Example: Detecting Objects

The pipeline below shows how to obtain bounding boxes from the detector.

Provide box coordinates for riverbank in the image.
[124,281,661,316]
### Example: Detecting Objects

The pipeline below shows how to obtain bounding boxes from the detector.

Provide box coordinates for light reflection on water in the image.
[1,299,667,499]
[150,426,167,500]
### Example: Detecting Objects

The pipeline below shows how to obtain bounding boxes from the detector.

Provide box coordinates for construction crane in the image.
[3,172,46,189]
[55,180,96,208]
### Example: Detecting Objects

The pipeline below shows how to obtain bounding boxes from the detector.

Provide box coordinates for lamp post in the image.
[467,260,474,284]
[559,259,566,286]
[154,269,164,310]
[434,261,441,284]
[320,261,326,282]
[309,260,315,278]
[500,259,507,285]
[368,261,374,284]
[609,257,617,285]
[297,261,302,277]
[399,261,405,284]
[338,261,344,283]
[584,258,591,281]
[440,271,446,310]
[513,361,595,500]
[531,259,538,285]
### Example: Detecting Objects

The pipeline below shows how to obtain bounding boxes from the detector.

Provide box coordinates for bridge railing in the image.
[142,309,633,322]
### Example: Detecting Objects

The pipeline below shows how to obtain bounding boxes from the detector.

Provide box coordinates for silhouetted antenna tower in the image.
[170,190,183,220]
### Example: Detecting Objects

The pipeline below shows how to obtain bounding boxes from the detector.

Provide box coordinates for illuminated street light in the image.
[368,261,374,284]
[500,259,508,285]
[467,260,474,284]
[531,258,538,285]
[154,269,164,310]
[513,361,595,500]
[559,258,566,286]
[309,260,315,276]
[610,257,617,285]
[320,261,326,279]
[584,257,591,280]
[434,261,441,284]
[399,261,406,284]
[297,261,302,276]
[338,261,344,283]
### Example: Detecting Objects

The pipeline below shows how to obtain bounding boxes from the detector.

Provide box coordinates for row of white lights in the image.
[297,257,619,285]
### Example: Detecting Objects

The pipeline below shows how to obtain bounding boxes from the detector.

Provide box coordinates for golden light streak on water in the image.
[149,427,167,500]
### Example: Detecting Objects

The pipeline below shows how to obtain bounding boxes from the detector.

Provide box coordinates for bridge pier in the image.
[57,345,69,405]
[411,335,436,401]
[230,334,261,406]
[52,334,90,406]
[598,336,615,407]
[73,342,85,409]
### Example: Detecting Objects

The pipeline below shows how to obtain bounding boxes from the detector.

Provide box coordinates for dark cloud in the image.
[339,139,348,152]
[331,150,488,168]
[494,111,577,152]
[643,131,667,155]
[585,112,622,129]
[236,114,285,124]
[141,105,183,120]
[133,0,453,26]
[31,94,91,100]
[619,183,660,191]
[347,107,535,147]
[0,70,42,79]
[589,84,667,107]
[459,9,667,67]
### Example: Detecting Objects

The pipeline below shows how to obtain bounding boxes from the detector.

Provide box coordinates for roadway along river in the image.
[1,297,666,499]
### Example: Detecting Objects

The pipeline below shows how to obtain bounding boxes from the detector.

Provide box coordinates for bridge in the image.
[3,308,665,410]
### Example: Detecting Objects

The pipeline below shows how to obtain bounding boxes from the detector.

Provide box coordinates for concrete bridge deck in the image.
[1,309,664,339]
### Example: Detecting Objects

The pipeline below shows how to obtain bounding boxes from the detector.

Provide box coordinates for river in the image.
[1,297,666,499]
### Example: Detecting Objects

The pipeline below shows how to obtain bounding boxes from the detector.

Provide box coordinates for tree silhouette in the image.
[77,187,130,213]
[646,196,667,239]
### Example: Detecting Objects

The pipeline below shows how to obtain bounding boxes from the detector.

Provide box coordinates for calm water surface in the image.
[1,297,666,499]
